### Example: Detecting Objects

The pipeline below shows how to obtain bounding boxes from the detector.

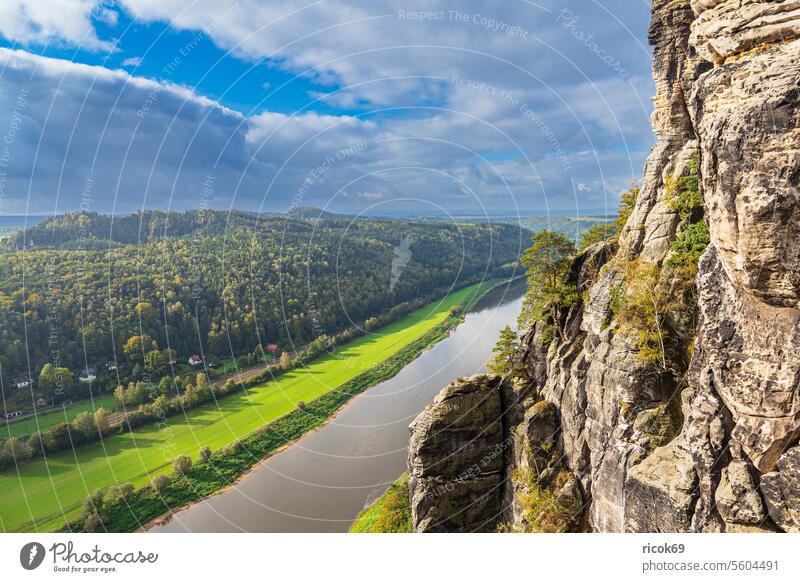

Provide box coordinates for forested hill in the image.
[0,210,526,404]
[3,209,271,249]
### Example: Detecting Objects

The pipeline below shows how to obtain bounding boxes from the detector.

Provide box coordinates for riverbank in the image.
[350,473,411,533]
[146,284,525,533]
[0,279,506,533]
[65,280,503,533]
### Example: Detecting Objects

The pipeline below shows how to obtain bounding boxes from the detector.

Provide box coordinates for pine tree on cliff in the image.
[488,325,519,375]
[520,230,577,342]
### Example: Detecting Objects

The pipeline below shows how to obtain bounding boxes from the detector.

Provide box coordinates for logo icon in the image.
[20,542,46,570]
[390,234,413,291]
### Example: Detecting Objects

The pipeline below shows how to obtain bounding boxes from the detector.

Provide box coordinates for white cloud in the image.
[0,0,114,50]
[0,2,655,215]
[121,56,143,67]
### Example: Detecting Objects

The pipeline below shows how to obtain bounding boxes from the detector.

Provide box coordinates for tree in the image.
[487,325,519,375]
[162,348,177,365]
[279,351,292,370]
[173,454,192,475]
[134,301,158,322]
[122,335,157,361]
[106,482,134,505]
[151,474,170,492]
[95,408,110,435]
[150,395,170,417]
[1,436,31,462]
[615,181,639,233]
[614,261,669,372]
[157,376,173,397]
[72,411,97,440]
[80,488,106,531]
[132,363,144,378]
[199,446,212,463]
[38,363,74,401]
[144,349,165,372]
[579,223,617,250]
[520,230,577,340]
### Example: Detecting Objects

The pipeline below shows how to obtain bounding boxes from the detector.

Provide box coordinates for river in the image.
[149,280,525,532]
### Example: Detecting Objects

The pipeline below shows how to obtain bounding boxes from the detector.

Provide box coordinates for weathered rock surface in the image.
[407,375,508,532]
[408,0,800,534]
[691,0,800,64]
[760,445,800,531]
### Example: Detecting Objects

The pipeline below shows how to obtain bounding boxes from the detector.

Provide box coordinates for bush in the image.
[151,474,170,492]
[106,482,134,504]
[80,488,107,531]
[72,411,97,440]
[199,446,212,463]
[296,401,306,410]
[173,454,192,475]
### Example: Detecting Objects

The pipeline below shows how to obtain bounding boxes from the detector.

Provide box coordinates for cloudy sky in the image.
[0,0,653,217]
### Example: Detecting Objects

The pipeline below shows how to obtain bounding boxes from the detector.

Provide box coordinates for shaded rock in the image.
[760,445,800,532]
[715,460,766,525]
[408,375,507,532]
[555,476,584,517]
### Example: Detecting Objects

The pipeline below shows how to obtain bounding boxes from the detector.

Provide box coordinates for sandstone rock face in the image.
[538,0,705,533]
[408,1,800,534]
[407,375,508,532]
[691,0,800,64]
[623,0,800,533]
[760,445,800,532]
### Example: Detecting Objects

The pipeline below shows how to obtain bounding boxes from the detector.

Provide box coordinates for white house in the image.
[188,355,203,366]
[79,368,97,383]
[12,376,32,390]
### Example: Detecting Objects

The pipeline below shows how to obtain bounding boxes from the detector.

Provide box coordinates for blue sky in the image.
[0,0,654,216]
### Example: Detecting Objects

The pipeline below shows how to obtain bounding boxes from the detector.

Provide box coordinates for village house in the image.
[12,375,32,390]
[79,368,96,383]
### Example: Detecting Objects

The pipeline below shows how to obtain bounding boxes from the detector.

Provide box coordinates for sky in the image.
[0,0,654,217]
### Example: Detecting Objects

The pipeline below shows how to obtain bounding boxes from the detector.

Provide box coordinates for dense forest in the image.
[0,209,524,409]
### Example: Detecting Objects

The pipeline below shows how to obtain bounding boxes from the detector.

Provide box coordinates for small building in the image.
[12,376,32,390]
[79,368,96,383]
[5,410,23,420]
[35,398,47,408]
[106,362,117,371]
[266,343,279,353]
[188,355,203,366]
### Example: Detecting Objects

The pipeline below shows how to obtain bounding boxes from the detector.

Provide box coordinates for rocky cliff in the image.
[408,0,800,533]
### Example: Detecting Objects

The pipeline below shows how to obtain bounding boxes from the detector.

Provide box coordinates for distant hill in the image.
[0,209,528,408]
[411,213,613,245]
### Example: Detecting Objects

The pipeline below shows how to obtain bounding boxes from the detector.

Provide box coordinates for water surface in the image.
[150,282,524,532]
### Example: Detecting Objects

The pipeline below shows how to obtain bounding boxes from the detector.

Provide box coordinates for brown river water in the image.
[149,280,525,532]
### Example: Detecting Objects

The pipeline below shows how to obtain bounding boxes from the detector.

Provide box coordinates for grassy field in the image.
[350,473,411,533]
[1,395,118,439]
[0,282,487,532]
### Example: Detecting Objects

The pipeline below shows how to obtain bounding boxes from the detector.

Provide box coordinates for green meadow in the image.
[2,395,118,440]
[0,283,485,532]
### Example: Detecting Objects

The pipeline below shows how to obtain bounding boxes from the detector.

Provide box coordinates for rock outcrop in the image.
[407,375,508,532]
[408,0,800,534]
